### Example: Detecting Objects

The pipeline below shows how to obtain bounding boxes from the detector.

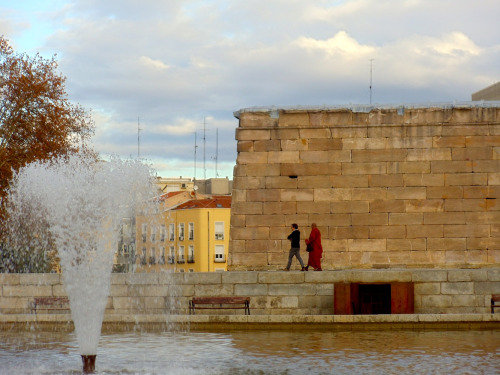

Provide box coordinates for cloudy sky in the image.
[1,0,499,179]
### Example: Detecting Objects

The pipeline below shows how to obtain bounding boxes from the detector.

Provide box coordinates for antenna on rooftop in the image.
[369,59,374,105]
[137,117,142,159]
[194,132,198,179]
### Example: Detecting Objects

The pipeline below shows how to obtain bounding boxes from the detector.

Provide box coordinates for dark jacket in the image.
[288,229,300,248]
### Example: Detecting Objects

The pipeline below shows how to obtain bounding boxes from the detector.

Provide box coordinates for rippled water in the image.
[1,330,498,375]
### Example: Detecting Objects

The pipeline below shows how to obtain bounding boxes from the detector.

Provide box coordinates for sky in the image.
[1,0,499,180]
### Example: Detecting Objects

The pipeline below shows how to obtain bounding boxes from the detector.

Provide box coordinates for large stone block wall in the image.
[0,270,499,315]
[230,105,500,270]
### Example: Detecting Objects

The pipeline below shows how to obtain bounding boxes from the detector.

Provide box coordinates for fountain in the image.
[5,152,158,373]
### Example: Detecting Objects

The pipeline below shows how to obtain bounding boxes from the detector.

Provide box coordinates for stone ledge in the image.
[2,313,499,332]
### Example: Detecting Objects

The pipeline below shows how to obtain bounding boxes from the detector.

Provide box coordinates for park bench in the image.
[491,294,500,313]
[189,296,250,315]
[30,297,70,314]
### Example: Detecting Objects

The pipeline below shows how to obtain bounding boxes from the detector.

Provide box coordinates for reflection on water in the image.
[1,329,499,374]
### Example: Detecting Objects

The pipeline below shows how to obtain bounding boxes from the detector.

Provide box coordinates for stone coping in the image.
[2,313,499,332]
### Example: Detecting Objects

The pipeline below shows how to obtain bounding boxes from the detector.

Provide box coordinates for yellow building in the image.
[135,193,231,272]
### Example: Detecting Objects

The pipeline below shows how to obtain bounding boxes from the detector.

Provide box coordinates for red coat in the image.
[305,227,323,270]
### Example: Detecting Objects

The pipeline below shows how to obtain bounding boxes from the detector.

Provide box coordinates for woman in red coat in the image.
[305,223,323,271]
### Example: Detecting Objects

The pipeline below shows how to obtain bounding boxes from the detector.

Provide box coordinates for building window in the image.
[188,222,194,240]
[179,223,185,241]
[149,247,156,264]
[150,226,156,243]
[215,245,225,262]
[168,246,175,264]
[169,224,175,241]
[177,245,185,263]
[215,221,224,240]
[158,246,165,264]
[188,245,194,263]
[160,225,166,242]
[141,224,147,243]
[140,247,147,265]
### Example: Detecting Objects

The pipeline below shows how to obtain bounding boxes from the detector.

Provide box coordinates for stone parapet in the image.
[1,270,499,316]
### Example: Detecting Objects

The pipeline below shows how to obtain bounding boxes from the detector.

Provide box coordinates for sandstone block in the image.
[404,174,444,187]
[433,136,466,148]
[247,189,280,202]
[387,239,426,251]
[352,149,407,162]
[447,269,488,282]
[246,214,285,227]
[431,160,473,173]
[281,189,314,201]
[265,176,298,189]
[445,173,487,186]
[243,163,281,177]
[234,283,267,296]
[424,212,465,224]
[297,175,332,188]
[297,201,331,214]
[331,226,369,239]
[347,239,386,252]
[421,295,452,308]
[270,128,300,140]
[388,213,423,225]
[332,175,368,187]
[331,201,369,213]
[452,147,492,161]
[415,283,440,294]
[411,270,448,282]
[235,128,270,140]
[237,140,253,152]
[280,139,308,151]
[254,139,280,152]
[368,125,404,138]
[279,111,310,127]
[343,161,387,175]
[299,150,330,163]
[407,148,452,161]
[370,200,405,212]
[268,151,300,163]
[232,202,263,215]
[280,163,333,176]
[331,126,367,138]
[474,281,500,294]
[388,187,426,200]
[387,161,430,174]
[466,135,500,147]
[369,174,404,187]
[441,282,474,295]
[369,225,406,239]
[388,136,432,149]
[443,124,489,136]
[444,224,490,238]
[233,176,265,189]
[263,202,297,215]
[427,238,466,251]
[426,186,463,199]
[464,186,500,198]
[299,128,331,138]
[237,151,268,164]
[237,111,276,128]
[195,284,234,296]
[406,224,443,238]
[342,137,386,150]
[352,213,388,225]
[222,272,259,284]
[351,187,387,200]
[308,138,343,151]
[230,227,269,240]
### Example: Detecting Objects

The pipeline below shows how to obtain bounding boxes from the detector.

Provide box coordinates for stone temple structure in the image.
[229,103,500,271]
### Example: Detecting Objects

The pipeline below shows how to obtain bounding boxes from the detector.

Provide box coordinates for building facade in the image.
[229,104,500,271]
[135,194,231,272]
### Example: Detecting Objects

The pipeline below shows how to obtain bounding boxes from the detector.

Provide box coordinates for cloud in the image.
[1,0,499,179]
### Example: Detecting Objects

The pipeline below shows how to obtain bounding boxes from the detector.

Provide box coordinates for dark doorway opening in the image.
[358,284,391,314]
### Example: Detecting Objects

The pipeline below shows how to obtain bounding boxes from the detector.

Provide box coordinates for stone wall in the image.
[1,270,498,316]
[230,104,500,270]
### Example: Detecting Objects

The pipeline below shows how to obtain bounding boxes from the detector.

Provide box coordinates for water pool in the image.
[1,329,498,374]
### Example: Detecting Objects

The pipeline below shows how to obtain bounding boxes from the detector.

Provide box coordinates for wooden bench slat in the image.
[189,296,250,315]
[30,297,70,314]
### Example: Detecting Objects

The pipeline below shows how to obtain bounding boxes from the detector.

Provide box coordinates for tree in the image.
[0,36,95,213]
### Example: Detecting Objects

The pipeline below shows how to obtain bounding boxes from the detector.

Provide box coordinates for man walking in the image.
[284,223,306,271]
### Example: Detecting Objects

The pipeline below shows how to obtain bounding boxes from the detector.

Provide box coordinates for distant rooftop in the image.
[234,101,500,118]
[472,82,500,101]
